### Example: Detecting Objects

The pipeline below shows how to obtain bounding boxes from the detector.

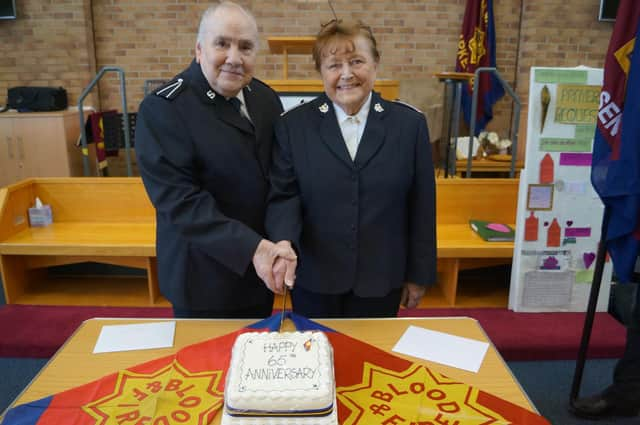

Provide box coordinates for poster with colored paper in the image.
[508,67,612,312]
[539,154,554,184]
[1,313,551,425]
[539,136,592,152]
[553,84,600,125]
[524,211,539,241]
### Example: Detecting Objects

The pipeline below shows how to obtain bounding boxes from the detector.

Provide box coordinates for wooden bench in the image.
[0,177,519,307]
[0,178,159,306]
[435,178,519,306]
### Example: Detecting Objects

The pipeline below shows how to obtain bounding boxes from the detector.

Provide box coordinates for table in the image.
[2,317,537,423]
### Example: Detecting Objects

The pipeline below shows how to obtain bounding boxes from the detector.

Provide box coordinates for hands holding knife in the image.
[252,239,296,332]
[254,241,428,312]
[252,239,297,295]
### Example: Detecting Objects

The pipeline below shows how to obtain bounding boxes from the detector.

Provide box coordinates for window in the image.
[599,0,620,22]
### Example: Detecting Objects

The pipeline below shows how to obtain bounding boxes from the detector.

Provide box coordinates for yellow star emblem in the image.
[337,362,510,425]
[83,360,224,425]
[614,37,635,76]
[469,27,487,65]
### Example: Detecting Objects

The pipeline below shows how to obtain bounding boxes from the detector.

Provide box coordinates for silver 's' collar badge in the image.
[319,103,329,113]
[206,90,216,99]
[374,103,384,113]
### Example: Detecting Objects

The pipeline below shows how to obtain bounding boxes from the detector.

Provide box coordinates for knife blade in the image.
[279,284,287,332]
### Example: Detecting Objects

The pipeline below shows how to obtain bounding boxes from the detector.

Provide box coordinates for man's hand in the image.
[272,241,297,291]
[400,282,426,309]
[252,239,297,294]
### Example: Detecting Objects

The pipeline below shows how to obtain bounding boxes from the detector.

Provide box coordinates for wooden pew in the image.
[0,177,519,307]
[0,178,159,305]
[435,178,519,306]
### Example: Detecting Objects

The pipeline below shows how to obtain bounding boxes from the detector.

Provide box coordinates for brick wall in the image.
[0,0,97,108]
[1,0,615,162]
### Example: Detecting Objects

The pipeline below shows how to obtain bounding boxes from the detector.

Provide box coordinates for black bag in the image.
[7,86,68,112]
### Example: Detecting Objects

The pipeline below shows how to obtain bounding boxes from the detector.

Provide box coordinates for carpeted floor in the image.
[0,305,172,358]
[0,304,626,360]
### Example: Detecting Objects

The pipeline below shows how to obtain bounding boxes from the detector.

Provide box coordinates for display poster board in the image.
[509,66,612,312]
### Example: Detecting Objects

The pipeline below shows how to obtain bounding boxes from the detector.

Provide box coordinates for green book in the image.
[469,220,515,242]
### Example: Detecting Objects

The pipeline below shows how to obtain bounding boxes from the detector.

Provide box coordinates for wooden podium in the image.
[265,36,399,100]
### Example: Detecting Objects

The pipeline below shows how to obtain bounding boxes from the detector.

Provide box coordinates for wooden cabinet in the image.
[0,117,21,185]
[0,109,90,187]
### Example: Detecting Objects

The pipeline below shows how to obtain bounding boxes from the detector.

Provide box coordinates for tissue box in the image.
[28,205,53,227]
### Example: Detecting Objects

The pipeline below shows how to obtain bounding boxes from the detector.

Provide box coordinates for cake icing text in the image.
[244,367,316,381]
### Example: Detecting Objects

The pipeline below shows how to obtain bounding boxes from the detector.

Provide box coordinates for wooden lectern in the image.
[264,36,399,100]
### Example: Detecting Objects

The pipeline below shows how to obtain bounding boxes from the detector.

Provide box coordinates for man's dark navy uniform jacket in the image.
[135,59,282,311]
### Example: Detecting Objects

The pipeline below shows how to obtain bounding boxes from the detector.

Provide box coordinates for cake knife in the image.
[279,284,287,332]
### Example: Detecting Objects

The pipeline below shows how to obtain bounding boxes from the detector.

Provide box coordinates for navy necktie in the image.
[229,97,242,113]
[229,97,253,129]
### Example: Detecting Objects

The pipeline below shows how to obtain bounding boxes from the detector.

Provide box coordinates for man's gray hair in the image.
[197,1,259,45]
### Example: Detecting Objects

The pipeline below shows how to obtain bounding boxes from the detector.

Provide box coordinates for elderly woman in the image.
[266,20,436,318]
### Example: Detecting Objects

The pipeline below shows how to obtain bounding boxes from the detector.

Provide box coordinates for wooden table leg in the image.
[147,257,159,305]
[437,258,460,306]
[0,255,28,304]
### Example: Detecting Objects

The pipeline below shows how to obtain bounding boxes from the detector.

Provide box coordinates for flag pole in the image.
[569,205,610,404]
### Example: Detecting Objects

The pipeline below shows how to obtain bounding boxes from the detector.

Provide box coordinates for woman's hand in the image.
[272,241,297,293]
[252,239,297,294]
[400,282,426,309]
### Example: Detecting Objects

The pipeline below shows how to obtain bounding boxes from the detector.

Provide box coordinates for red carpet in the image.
[0,305,626,360]
[0,305,172,358]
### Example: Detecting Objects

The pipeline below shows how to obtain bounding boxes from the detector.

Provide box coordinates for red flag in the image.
[2,314,550,425]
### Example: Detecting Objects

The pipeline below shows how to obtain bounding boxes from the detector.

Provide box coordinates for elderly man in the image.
[135,1,295,318]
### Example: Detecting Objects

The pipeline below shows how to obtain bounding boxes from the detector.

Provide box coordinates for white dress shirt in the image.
[333,93,372,161]
[234,90,253,124]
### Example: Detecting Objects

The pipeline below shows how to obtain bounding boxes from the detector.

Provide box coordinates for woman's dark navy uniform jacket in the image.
[135,60,282,312]
[266,92,436,297]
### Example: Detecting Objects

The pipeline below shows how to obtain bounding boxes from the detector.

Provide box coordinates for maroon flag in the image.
[455,0,504,135]
[593,1,640,161]
[591,1,640,282]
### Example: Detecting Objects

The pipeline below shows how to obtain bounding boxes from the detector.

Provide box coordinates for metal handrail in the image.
[77,66,132,177]
[463,67,521,178]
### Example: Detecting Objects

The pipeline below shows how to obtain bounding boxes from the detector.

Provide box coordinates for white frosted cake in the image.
[221,331,337,425]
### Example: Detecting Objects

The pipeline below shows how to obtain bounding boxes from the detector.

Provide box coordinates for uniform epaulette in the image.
[155,77,185,100]
[393,99,423,114]
[280,100,308,116]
